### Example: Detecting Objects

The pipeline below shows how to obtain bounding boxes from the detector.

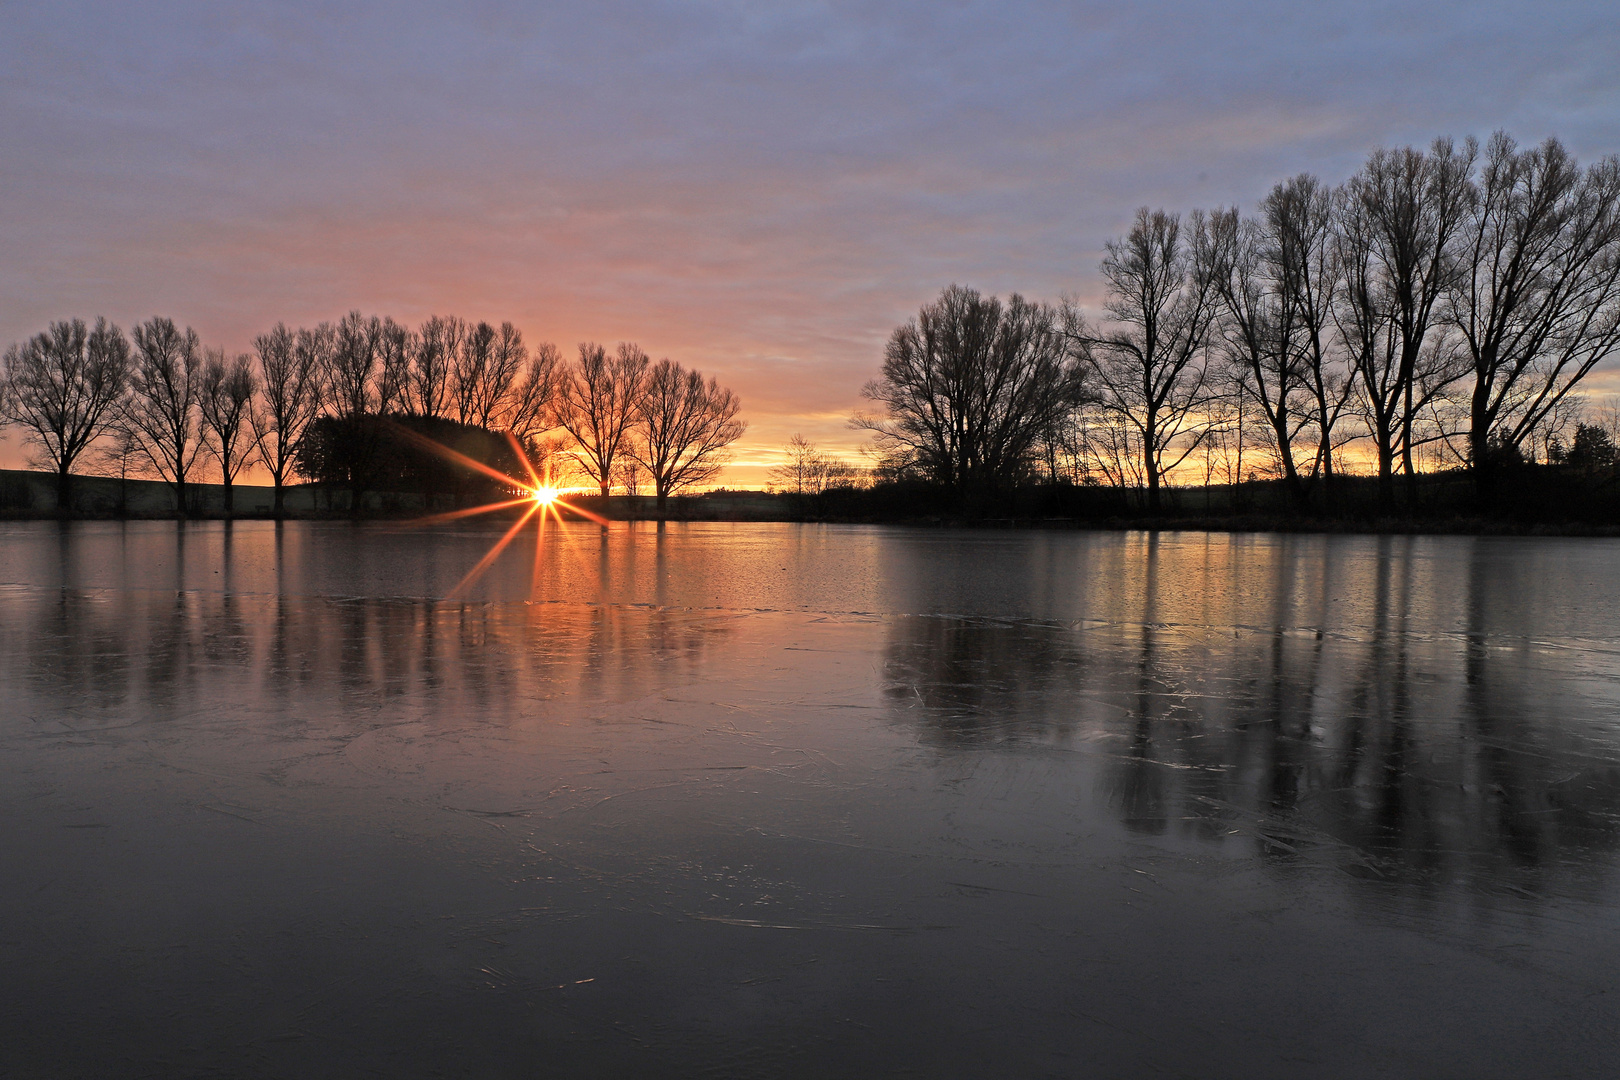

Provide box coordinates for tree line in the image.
[858,133,1620,514]
[0,311,745,517]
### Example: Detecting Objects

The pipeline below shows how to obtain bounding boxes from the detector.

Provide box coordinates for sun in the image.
[387,422,610,599]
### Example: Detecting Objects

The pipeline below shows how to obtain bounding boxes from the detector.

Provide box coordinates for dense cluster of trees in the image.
[0,310,745,517]
[860,133,1620,513]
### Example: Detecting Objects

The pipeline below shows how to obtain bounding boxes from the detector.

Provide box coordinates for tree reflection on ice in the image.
[882,537,1620,904]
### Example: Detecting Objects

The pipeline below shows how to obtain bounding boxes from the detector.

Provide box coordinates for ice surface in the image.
[2,521,1618,1077]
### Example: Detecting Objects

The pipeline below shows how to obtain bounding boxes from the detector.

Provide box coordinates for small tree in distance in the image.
[769,434,860,496]
[770,434,825,495]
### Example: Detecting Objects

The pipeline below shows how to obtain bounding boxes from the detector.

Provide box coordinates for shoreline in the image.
[6,467,1620,537]
[6,508,1620,539]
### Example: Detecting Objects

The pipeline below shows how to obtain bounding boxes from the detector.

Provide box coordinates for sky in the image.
[3,1,1620,486]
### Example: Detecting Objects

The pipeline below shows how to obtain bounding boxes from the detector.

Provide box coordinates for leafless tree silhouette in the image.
[326,311,383,420]
[1449,133,1620,497]
[451,322,506,428]
[453,321,527,430]
[632,358,746,513]
[507,341,563,444]
[859,284,1082,501]
[322,311,394,511]
[376,318,414,418]
[411,315,463,420]
[1338,139,1476,507]
[1083,209,1223,512]
[124,317,204,516]
[554,342,650,497]
[0,318,130,514]
[199,349,258,517]
[770,434,829,495]
[1205,206,1312,503]
[250,323,327,519]
[1264,175,1355,487]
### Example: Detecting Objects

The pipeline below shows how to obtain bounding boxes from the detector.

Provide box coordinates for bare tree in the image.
[411,315,463,419]
[482,322,529,429]
[1033,409,1101,486]
[250,322,327,519]
[770,434,862,494]
[554,342,650,497]
[1263,175,1356,487]
[613,457,645,497]
[1339,138,1476,507]
[326,311,382,420]
[1083,208,1223,513]
[858,284,1083,502]
[1525,393,1582,466]
[125,317,204,516]
[1197,383,1244,508]
[1076,407,1146,492]
[198,349,258,518]
[1449,133,1620,498]
[771,434,829,495]
[0,318,130,514]
[322,311,387,512]
[631,359,746,514]
[376,318,414,417]
[1205,206,1312,503]
[507,341,563,443]
[453,320,521,427]
[93,422,148,518]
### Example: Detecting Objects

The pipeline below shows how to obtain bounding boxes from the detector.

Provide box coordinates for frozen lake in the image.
[3,520,1620,1078]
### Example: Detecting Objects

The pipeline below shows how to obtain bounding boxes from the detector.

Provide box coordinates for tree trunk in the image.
[1319,450,1335,516]
[1400,379,1419,508]
[56,465,72,519]
[1401,441,1418,507]
[273,480,285,520]
[1144,410,1161,515]
[1272,413,1307,508]
[1376,439,1396,513]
